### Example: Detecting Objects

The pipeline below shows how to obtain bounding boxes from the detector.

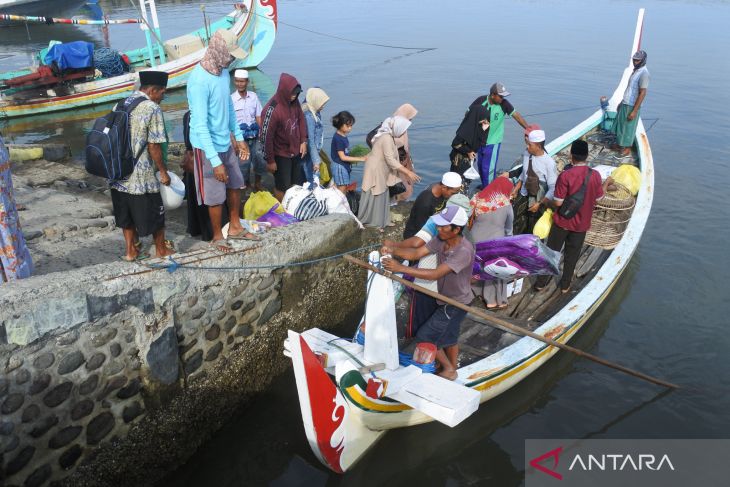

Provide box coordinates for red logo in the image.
[530,446,564,480]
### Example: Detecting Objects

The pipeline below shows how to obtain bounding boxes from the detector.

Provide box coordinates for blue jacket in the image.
[303,110,323,166]
[186,64,243,167]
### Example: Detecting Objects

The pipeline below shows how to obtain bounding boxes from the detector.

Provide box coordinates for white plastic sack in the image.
[282,185,309,215]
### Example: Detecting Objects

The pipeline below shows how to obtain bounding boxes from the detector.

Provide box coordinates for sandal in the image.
[210,239,235,253]
[227,230,261,241]
[164,239,176,251]
[120,252,150,262]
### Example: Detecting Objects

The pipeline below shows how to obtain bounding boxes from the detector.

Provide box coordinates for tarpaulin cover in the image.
[473,234,561,281]
[44,41,94,70]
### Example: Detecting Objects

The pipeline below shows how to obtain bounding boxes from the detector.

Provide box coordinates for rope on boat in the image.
[206,8,437,52]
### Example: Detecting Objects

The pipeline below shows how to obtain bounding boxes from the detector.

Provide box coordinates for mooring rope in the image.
[206,8,437,52]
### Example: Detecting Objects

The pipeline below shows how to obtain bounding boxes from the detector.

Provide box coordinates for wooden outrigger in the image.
[284,8,655,473]
[0,0,277,119]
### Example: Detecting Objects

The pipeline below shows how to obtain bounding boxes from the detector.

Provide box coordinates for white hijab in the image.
[372,115,412,141]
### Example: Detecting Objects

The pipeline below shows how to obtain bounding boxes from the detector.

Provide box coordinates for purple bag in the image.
[472,234,561,281]
[257,204,299,227]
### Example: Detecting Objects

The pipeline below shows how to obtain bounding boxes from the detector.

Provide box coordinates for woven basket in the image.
[585,182,635,249]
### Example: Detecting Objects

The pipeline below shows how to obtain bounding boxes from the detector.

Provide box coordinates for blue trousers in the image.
[477,143,501,187]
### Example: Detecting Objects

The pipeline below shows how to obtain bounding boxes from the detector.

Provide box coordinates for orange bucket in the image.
[413,342,436,364]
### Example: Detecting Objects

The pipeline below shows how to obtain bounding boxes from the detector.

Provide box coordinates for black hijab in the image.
[453,99,490,152]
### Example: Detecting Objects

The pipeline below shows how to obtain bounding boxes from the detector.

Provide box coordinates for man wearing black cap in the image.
[466,82,529,188]
[109,70,174,261]
[534,140,613,293]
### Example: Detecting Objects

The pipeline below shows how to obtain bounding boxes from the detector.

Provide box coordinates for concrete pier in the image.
[0,149,408,486]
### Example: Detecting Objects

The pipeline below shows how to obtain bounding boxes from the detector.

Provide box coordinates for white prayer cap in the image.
[528,130,546,143]
[234,69,249,79]
[441,171,462,188]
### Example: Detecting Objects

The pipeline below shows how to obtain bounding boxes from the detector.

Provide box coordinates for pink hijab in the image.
[393,103,417,151]
[200,32,232,76]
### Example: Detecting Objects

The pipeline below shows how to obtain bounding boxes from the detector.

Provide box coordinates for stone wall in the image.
[0,214,366,487]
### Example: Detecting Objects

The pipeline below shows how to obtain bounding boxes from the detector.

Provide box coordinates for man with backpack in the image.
[109,70,174,262]
[534,140,613,293]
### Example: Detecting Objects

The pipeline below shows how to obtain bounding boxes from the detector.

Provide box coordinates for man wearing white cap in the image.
[231,69,263,188]
[467,82,529,188]
[382,206,475,380]
[403,171,462,239]
[510,127,558,232]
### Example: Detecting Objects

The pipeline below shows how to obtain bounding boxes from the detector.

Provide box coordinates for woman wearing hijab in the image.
[1,133,33,282]
[260,73,308,200]
[358,116,420,229]
[469,176,514,309]
[300,88,330,185]
[450,101,490,187]
[392,103,418,201]
[613,50,649,158]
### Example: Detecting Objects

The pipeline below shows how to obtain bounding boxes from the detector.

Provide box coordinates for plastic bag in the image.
[611,164,640,196]
[532,209,553,239]
[257,204,299,227]
[244,191,281,220]
[282,185,309,214]
[318,149,332,186]
[472,234,561,281]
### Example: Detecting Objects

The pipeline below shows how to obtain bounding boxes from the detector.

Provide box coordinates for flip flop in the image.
[227,231,261,241]
[210,239,235,253]
[120,252,150,262]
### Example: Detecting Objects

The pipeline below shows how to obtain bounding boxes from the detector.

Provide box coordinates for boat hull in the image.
[288,7,652,474]
[0,0,86,20]
[0,0,277,118]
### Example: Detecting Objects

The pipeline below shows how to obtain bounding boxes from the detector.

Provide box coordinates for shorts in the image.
[111,189,165,237]
[273,155,303,193]
[193,146,245,206]
[331,161,351,186]
[414,298,467,349]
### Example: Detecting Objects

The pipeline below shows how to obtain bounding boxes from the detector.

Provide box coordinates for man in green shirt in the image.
[471,82,529,188]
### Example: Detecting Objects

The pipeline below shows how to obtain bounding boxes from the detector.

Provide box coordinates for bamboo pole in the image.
[344,254,679,389]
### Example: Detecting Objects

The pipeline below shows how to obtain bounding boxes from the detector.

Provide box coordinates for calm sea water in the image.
[3,0,730,485]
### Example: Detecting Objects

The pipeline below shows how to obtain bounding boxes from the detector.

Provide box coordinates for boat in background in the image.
[0,0,277,119]
[284,8,654,473]
[0,0,87,20]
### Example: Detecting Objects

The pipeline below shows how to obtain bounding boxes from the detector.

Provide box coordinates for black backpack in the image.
[84,96,147,180]
[558,167,594,219]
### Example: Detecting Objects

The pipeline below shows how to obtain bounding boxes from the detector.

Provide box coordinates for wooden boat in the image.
[0,0,86,19]
[284,8,654,473]
[0,0,277,119]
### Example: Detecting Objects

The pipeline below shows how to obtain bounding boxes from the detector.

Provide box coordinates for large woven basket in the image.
[585,182,635,249]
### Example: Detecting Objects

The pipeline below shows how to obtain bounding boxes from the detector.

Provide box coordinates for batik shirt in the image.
[110,92,167,195]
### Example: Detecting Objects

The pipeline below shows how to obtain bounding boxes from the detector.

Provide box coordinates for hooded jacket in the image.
[260,73,307,164]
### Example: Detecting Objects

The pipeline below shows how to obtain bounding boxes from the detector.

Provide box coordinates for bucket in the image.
[413,342,436,364]
[157,171,185,210]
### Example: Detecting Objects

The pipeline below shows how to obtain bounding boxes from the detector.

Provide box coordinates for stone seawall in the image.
[0,214,367,487]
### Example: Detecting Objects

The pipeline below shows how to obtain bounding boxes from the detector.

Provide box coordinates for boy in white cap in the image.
[510,127,558,232]
[231,69,264,188]
[382,206,475,380]
[403,171,462,239]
